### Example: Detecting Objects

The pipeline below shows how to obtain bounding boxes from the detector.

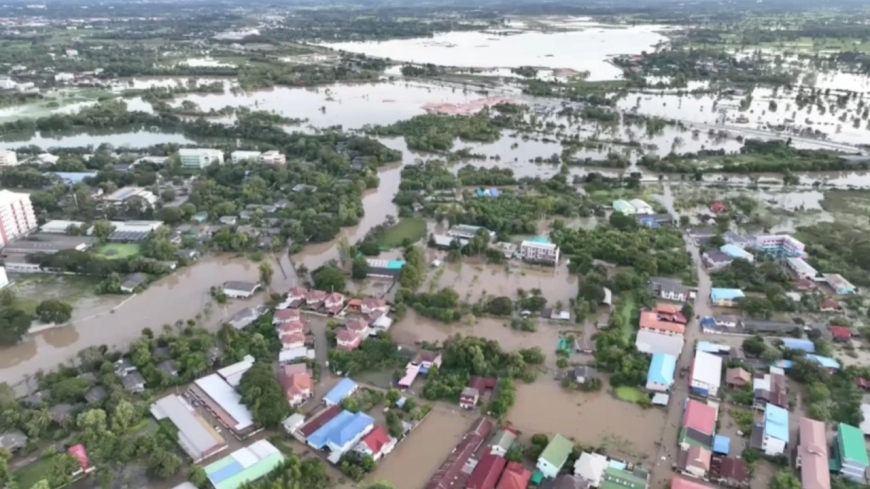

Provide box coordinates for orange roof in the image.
[640,311,685,335]
[348,299,362,307]
[497,462,532,489]
[655,304,682,315]
[281,371,312,400]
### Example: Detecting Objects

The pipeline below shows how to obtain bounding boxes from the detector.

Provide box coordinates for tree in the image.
[365,482,396,489]
[312,266,346,292]
[681,303,694,318]
[485,296,513,316]
[35,299,73,324]
[237,362,292,429]
[189,466,209,488]
[258,261,274,290]
[351,257,370,280]
[0,308,32,345]
[111,400,137,434]
[742,335,766,356]
[769,470,801,489]
[28,480,51,489]
[91,220,115,242]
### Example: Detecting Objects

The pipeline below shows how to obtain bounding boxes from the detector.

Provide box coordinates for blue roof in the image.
[306,410,355,448]
[781,338,815,353]
[490,188,500,197]
[323,378,358,405]
[713,435,731,455]
[696,341,729,354]
[764,404,790,442]
[807,354,840,369]
[386,261,406,270]
[720,244,753,260]
[711,288,745,302]
[773,359,794,369]
[208,459,244,484]
[325,412,374,448]
[528,236,552,244]
[700,317,717,328]
[647,353,677,386]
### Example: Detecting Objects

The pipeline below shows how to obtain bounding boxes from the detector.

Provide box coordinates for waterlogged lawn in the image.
[378,218,427,247]
[615,386,645,403]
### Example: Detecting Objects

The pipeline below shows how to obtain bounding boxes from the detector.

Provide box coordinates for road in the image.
[679,119,864,154]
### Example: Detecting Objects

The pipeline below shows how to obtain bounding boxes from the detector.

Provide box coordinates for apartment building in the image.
[755,235,805,257]
[179,148,224,169]
[519,238,560,264]
[0,149,18,166]
[230,150,262,164]
[0,190,38,246]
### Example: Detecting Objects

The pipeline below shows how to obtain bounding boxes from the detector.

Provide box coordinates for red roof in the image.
[857,378,870,390]
[710,201,727,213]
[68,444,90,471]
[828,326,851,339]
[469,376,498,391]
[346,318,369,332]
[274,309,301,322]
[279,320,306,335]
[425,417,494,489]
[497,462,532,489]
[298,405,342,438]
[640,311,686,335]
[361,427,392,456]
[467,453,507,489]
[716,457,749,484]
[671,476,713,489]
[683,400,716,436]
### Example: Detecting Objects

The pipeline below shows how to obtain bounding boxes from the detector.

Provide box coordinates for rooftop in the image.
[691,351,723,389]
[647,353,677,386]
[799,418,831,489]
[710,288,745,302]
[683,400,717,436]
[194,374,254,432]
[539,434,573,469]
[150,394,226,461]
[323,378,357,406]
[203,440,284,489]
[838,423,869,466]
[764,404,789,442]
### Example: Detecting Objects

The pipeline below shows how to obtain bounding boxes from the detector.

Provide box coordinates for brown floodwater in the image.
[509,381,666,462]
[365,408,475,489]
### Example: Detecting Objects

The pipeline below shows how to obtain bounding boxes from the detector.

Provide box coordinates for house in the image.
[361,298,390,315]
[307,411,375,456]
[336,329,363,351]
[725,368,751,388]
[829,326,852,342]
[490,428,517,457]
[753,367,788,410]
[354,426,395,461]
[646,353,677,392]
[120,272,148,293]
[540,475,589,489]
[121,371,146,393]
[345,319,371,338]
[460,387,480,409]
[750,404,789,456]
[654,304,687,324]
[278,364,312,406]
[218,215,238,225]
[306,290,327,307]
[797,417,831,489]
[710,288,744,307]
[573,452,608,486]
[690,351,722,397]
[447,224,493,240]
[222,281,261,299]
[115,357,137,376]
[280,332,306,350]
[286,287,308,303]
[498,461,532,489]
[85,386,107,404]
[639,311,685,336]
[273,309,302,325]
[710,457,749,487]
[720,244,754,263]
[612,199,636,215]
[49,404,75,425]
[323,379,358,406]
[683,400,717,437]
[467,452,507,489]
[412,350,442,373]
[157,360,178,377]
[425,417,494,489]
[649,278,689,302]
[537,434,573,479]
[324,292,346,314]
[823,273,857,296]
[703,250,734,270]
[571,366,599,387]
[834,423,869,483]
[713,435,731,456]
[67,444,95,476]
[629,199,653,215]
[820,299,841,312]
[677,446,712,478]
[741,319,800,336]
[637,213,674,228]
[781,338,815,353]
[671,476,711,489]
[710,201,727,213]
[0,430,28,452]
[520,238,560,264]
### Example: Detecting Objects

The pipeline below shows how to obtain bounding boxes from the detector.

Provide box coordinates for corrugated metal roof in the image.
[195,374,254,431]
[150,394,225,461]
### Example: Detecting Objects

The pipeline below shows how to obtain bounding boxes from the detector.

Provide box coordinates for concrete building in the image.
[519,238,560,264]
[536,434,573,479]
[104,187,159,207]
[646,353,677,392]
[719,244,754,263]
[0,267,7,289]
[222,281,261,299]
[0,150,18,166]
[179,148,224,169]
[228,151,259,164]
[690,351,722,397]
[823,274,857,295]
[203,440,284,489]
[190,374,255,436]
[710,288,744,307]
[0,190,37,246]
[150,394,228,462]
[1,234,95,255]
[754,404,789,456]
[834,423,869,483]
[755,234,804,257]
[629,199,654,215]
[260,151,286,164]
[649,277,690,302]
[786,257,819,280]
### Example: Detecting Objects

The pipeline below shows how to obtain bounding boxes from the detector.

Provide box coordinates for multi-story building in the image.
[519,238,560,264]
[0,149,18,166]
[260,150,286,164]
[834,423,869,483]
[0,190,38,246]
[755,235,805,257]
[178,148,224,169]
[755,404,789,456]
[230,150,261,164]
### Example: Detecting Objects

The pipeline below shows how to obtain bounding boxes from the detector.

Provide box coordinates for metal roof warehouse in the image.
[192,374,255,434]
[150,394,228,462]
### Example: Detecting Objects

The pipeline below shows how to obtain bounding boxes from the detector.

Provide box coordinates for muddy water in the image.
[366,409,476,489]
[0,255,284,385]
[510,381,665,461]
[0,130,194,150]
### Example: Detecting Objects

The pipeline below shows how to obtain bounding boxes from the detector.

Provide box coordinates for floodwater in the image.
[0,130,193,150]
[0,255,289,385]
[322,21,668,81]
[173,81,506,129]
[366,409,475,489]
[509,381,666,461]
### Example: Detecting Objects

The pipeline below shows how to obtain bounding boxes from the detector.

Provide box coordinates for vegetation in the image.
[237,362,292,429]
[378,218,427,248]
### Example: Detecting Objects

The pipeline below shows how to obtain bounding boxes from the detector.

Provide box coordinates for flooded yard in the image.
[365,408,476,489]
[509,380,666,462]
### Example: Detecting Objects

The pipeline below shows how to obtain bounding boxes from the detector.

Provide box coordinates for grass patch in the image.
[616,296,638,341]
[377,218,427,248]
[615,386,645,403]
[96,243,141,260]
[13,457,54,489]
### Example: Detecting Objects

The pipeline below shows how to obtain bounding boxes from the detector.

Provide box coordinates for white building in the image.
[222,281,261,299]
[690,351,723,398]
[0,190,38,247]
[230,151,261,164]
[179,148,224,169]
[40,220,85,234]
[0,77,16,90]
[786,257,818,280]
[37,153,59,165]
[519,239,560,264]
[54,73,75,83]
[104,187,159,207]
[260,150,286,165]
[629,199,654,215]
[0,267,8,289]
[0,150,17,167]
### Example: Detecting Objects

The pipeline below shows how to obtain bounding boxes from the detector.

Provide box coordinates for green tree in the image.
[28,480,51,489]
[189,466,209,488]
[742,335,766,356]
[237,362,292,429]
[111,400,137,434]
[769,470,801,489]
[35,299,74,324]
[0,308,32,345]
[351,257,370,280]
[259,261,274,290]
[312,266,346,292]
[91,220,115,242]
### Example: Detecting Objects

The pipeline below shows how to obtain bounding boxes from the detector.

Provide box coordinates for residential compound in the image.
[179,148,224,169]
[0,190,37,247]
[519,237,559,264]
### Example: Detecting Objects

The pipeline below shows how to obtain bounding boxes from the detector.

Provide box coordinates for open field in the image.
[378,218,427,247]
[12,456,53,489]
[5,275,104,315]
[96,243,142,260]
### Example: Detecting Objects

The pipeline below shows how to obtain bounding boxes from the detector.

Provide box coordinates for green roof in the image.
[678,427,713,450]
[538,434,573,469]
[838,423,869,466]
[531,471,544,484]
[600,467,648,489]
